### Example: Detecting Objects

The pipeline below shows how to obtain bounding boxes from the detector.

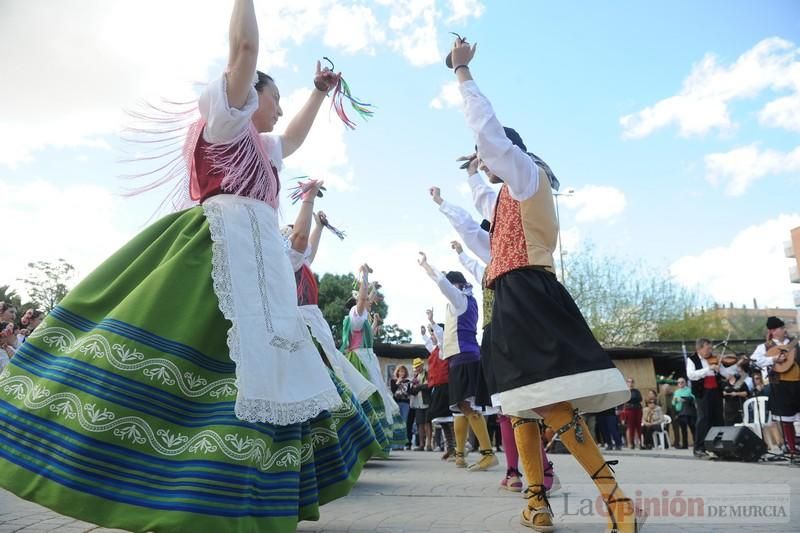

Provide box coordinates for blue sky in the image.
[2,0,799,339]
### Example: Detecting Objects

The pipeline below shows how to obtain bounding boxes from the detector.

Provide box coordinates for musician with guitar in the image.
[750,316,799,457]
[686,338,738,458]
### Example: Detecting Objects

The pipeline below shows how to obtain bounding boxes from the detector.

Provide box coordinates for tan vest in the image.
[485,168,558,287]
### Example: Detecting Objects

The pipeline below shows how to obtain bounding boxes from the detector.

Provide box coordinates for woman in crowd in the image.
[672,377,696,449]
[623,378,643,449]
[391,364,413,448]
[641,394,665,449]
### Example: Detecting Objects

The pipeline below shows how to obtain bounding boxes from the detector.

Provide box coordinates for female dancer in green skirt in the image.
[340,266,406,449]
[0,1,379,531]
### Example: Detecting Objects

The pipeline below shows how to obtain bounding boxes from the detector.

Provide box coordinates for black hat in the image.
[766,316,785,330]
[503,127,527,152]
[480,219,491,232]
[445,271,468,286]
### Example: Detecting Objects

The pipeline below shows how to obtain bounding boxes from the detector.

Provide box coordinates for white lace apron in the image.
[203,194,342,425]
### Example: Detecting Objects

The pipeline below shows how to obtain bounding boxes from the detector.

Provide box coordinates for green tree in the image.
[317,272,408,346]
[18,259,76,312]
[656,310,728,341]
[0,285,23,310]
[563,245,708,346]
[375,323,412,344]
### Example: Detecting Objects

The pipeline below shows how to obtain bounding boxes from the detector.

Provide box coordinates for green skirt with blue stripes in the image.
[0,207,379,532]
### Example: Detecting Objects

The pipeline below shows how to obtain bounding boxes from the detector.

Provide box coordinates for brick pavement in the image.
[1,448,797,532]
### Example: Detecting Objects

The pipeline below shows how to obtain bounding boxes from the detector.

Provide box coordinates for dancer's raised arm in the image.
[451,38,540,202]
[289,181,324,254]
[306,211,326,264]
[226,0,259,110]
[281,62,340,157]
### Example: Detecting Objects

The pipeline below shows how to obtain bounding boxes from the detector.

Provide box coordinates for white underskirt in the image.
[497,367,629,419]
[351,347,400,422]
[299,305,377,404]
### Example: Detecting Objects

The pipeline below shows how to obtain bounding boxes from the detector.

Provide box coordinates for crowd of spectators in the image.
[0,302,44,372]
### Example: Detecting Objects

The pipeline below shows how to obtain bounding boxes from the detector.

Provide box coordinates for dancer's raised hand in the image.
[451,241,463,254]
[429,187,443,205]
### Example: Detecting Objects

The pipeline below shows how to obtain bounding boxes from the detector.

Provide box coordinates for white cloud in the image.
[0,0,232,167]
[560,185,627,223]
[620,37,800,139]
[446,0,485,23]
[759,92,800,131]
[0,0,488,167]
[704,143,800,196]
[430,80,462,110]
[670,214,800,308]
[0,179,134,297]
[323,4,386,55]
[275,88,355,191]
[347,239,482,343]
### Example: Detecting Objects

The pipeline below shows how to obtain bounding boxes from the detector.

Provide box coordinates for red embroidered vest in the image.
[188,123,280,205]
[485,171,558,287]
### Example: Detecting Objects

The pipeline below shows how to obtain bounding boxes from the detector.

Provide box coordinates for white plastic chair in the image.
[736,396,770,438]
[653,414,672,449]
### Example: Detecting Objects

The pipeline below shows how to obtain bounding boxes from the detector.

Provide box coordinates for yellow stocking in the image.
[542,402,640,533]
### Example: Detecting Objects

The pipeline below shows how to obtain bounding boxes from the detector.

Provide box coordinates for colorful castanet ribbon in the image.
[323,57,375,130]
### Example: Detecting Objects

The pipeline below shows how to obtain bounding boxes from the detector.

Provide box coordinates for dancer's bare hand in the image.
[314,61,340,92]
[451,241,463,254]
[429,187,443,205]
[450,37,477,68]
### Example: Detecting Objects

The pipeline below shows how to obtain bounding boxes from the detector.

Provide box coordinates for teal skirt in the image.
[0,207,379,532]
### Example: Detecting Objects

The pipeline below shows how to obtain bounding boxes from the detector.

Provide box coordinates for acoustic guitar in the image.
[768,338,797,374]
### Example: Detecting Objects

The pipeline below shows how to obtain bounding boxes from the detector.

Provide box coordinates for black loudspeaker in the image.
[703,426,765,462]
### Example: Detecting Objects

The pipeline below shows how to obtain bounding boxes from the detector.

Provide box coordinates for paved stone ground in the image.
[1,448,797,532]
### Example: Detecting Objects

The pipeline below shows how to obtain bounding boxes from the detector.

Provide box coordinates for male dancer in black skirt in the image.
[418,254,498,471]
[448,39,641,532]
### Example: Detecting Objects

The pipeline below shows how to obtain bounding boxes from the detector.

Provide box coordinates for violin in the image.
[703,353,739,367]
[701,332,738,368]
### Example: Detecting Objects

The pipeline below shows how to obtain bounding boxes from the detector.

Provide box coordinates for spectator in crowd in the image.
[751,373,768,397]
[622,377,643,449]
[0,302,17,324]
[20,309,44,330]
[671,378,696,449]
[410,358,432,451]
[0,321,17,372]
[641,395,665,449]
[391,365,413,449]
[722,373,748,425]
[596,406,623,450]
[657,383,675,447]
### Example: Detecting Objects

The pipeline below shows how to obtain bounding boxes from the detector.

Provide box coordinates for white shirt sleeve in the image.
[458,251,485,287]
[438,200,491,264]
[460,80,540,202]
[686,357,712,381]
[349,306,368,331]
[287,248,305,272]
[467,173,498,221]
[750,343,772,371]
[425,270,468,316]
[431,322,444,343]
[423,333,435,353]
[198,74,259,145]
